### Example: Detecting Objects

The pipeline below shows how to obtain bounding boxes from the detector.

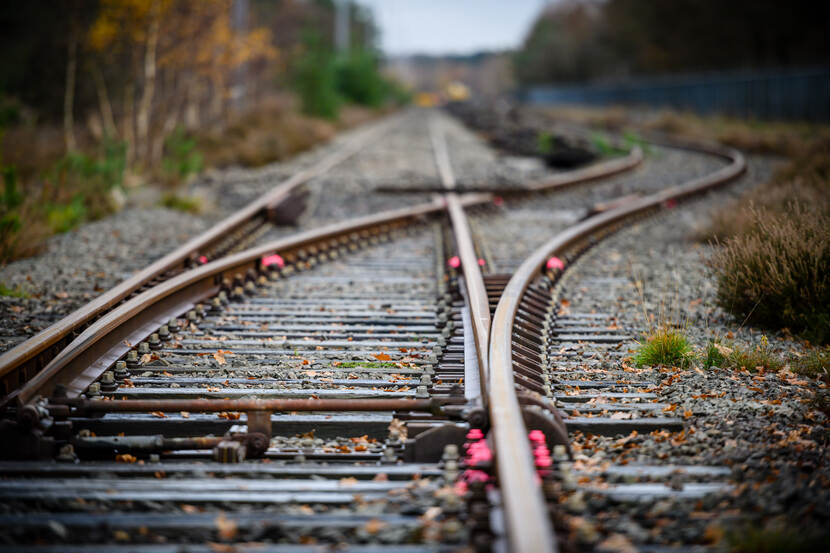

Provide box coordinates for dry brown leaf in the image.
[150,411,167,418]
[339,477,358,487]
[214,513,238,541]
[115,454,137,463]
[374,353,392,361]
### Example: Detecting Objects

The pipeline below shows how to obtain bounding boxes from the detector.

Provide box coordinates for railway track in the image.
[0,108,753,552]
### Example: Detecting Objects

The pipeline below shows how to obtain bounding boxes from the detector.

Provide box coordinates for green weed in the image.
[727,524,829,553]
[591,132,627,157]
[335,49,387,107]
[633,327,693,368]
[537,131,554,155]
[701,339,728,369]
[0,282,29,298]
[160,192,202,214]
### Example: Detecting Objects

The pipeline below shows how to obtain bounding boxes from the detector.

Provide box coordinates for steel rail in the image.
[429,118,492,401]
[0,114,400,394]
[430,117,558,552]
[57,397,439,414]
[14,193,491,408]
[488,138,745,553]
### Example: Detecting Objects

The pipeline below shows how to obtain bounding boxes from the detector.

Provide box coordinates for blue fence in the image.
[520,67,830,121]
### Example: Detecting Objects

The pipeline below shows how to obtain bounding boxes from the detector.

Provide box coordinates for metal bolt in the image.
[87,382,101,398]
[217,291,229,304]
[244,281,256,295]
[443,444,459,461]
[211,297,223,312]
[422,364,434,375]
[416,385,429,398]
[257,275,268,287]
[100,371,117,391]
[553,445,569,462]
[437,336,447,347]
[149,333,161,350]
[168,318,179,331]
[159,325,171,341]
[114,361,129,381]
[138,342,150,354]
[432,344,442,355]
[232,286,245,301]
[126,350,139,368]
[187,310,198,323]
[382,447,397,464]
[214,441,245,463]
[56,444,77,463]
[441,327,452,338]
[420,374,432,386]
[149,454,160,463]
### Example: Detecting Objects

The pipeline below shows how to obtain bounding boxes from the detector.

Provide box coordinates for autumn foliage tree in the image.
[82,0,276,169]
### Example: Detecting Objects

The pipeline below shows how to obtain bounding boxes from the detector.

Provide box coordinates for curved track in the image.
[0,108,751,552]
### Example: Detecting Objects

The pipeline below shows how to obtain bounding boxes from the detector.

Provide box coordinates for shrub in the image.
[709,203,829,344]
[163,128,203,180]
[633,327,693,368]
[335,49,386,107]
[292,34,340,120]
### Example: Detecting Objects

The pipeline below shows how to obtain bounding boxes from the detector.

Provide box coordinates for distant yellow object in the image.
[415,92,438,107]
[446,81,470,101]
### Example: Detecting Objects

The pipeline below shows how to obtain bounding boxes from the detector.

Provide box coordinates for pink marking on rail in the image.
[664,199,678,209]
[467,429,484,440]
[261,254,285,268]
[478,258,485,266]
[448,256,461,269]
[198,255,208,264]
[528,430,546,444]
[546,256,565,271]
[493,196,504,207]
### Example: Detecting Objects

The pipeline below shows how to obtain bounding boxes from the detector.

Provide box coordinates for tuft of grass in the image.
[720,338,784,372]
[0,282,29,298]
[709,202,829,344]
[160,193,202,214]
[633,326,693,368]
[590,132,627,157]
[701,339,728,369]
[790,346,830,380]
[537,130,554,155]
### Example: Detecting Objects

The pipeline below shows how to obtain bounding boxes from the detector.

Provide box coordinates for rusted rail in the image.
[488,138,745,553]
[0,115,398,397]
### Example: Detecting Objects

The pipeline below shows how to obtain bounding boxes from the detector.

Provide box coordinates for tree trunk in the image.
[90,63,118,139]
[63,27,78,153]
[136,2,160,166]
[123,83,136,167]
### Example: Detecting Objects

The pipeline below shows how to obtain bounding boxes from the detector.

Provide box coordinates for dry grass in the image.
[709,203,829,344]
[539,104,830,157]
[197,95,381,168]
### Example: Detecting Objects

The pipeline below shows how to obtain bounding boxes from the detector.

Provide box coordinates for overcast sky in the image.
[353,0,550,56]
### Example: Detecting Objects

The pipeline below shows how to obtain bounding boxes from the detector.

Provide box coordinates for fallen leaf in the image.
[364,518,387,534]
[374,353,391,361]
[214,513,238,541]
[340,477,358,487]
[115,454,137,463]
[150,411,167,418]
[180,411,190,418]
